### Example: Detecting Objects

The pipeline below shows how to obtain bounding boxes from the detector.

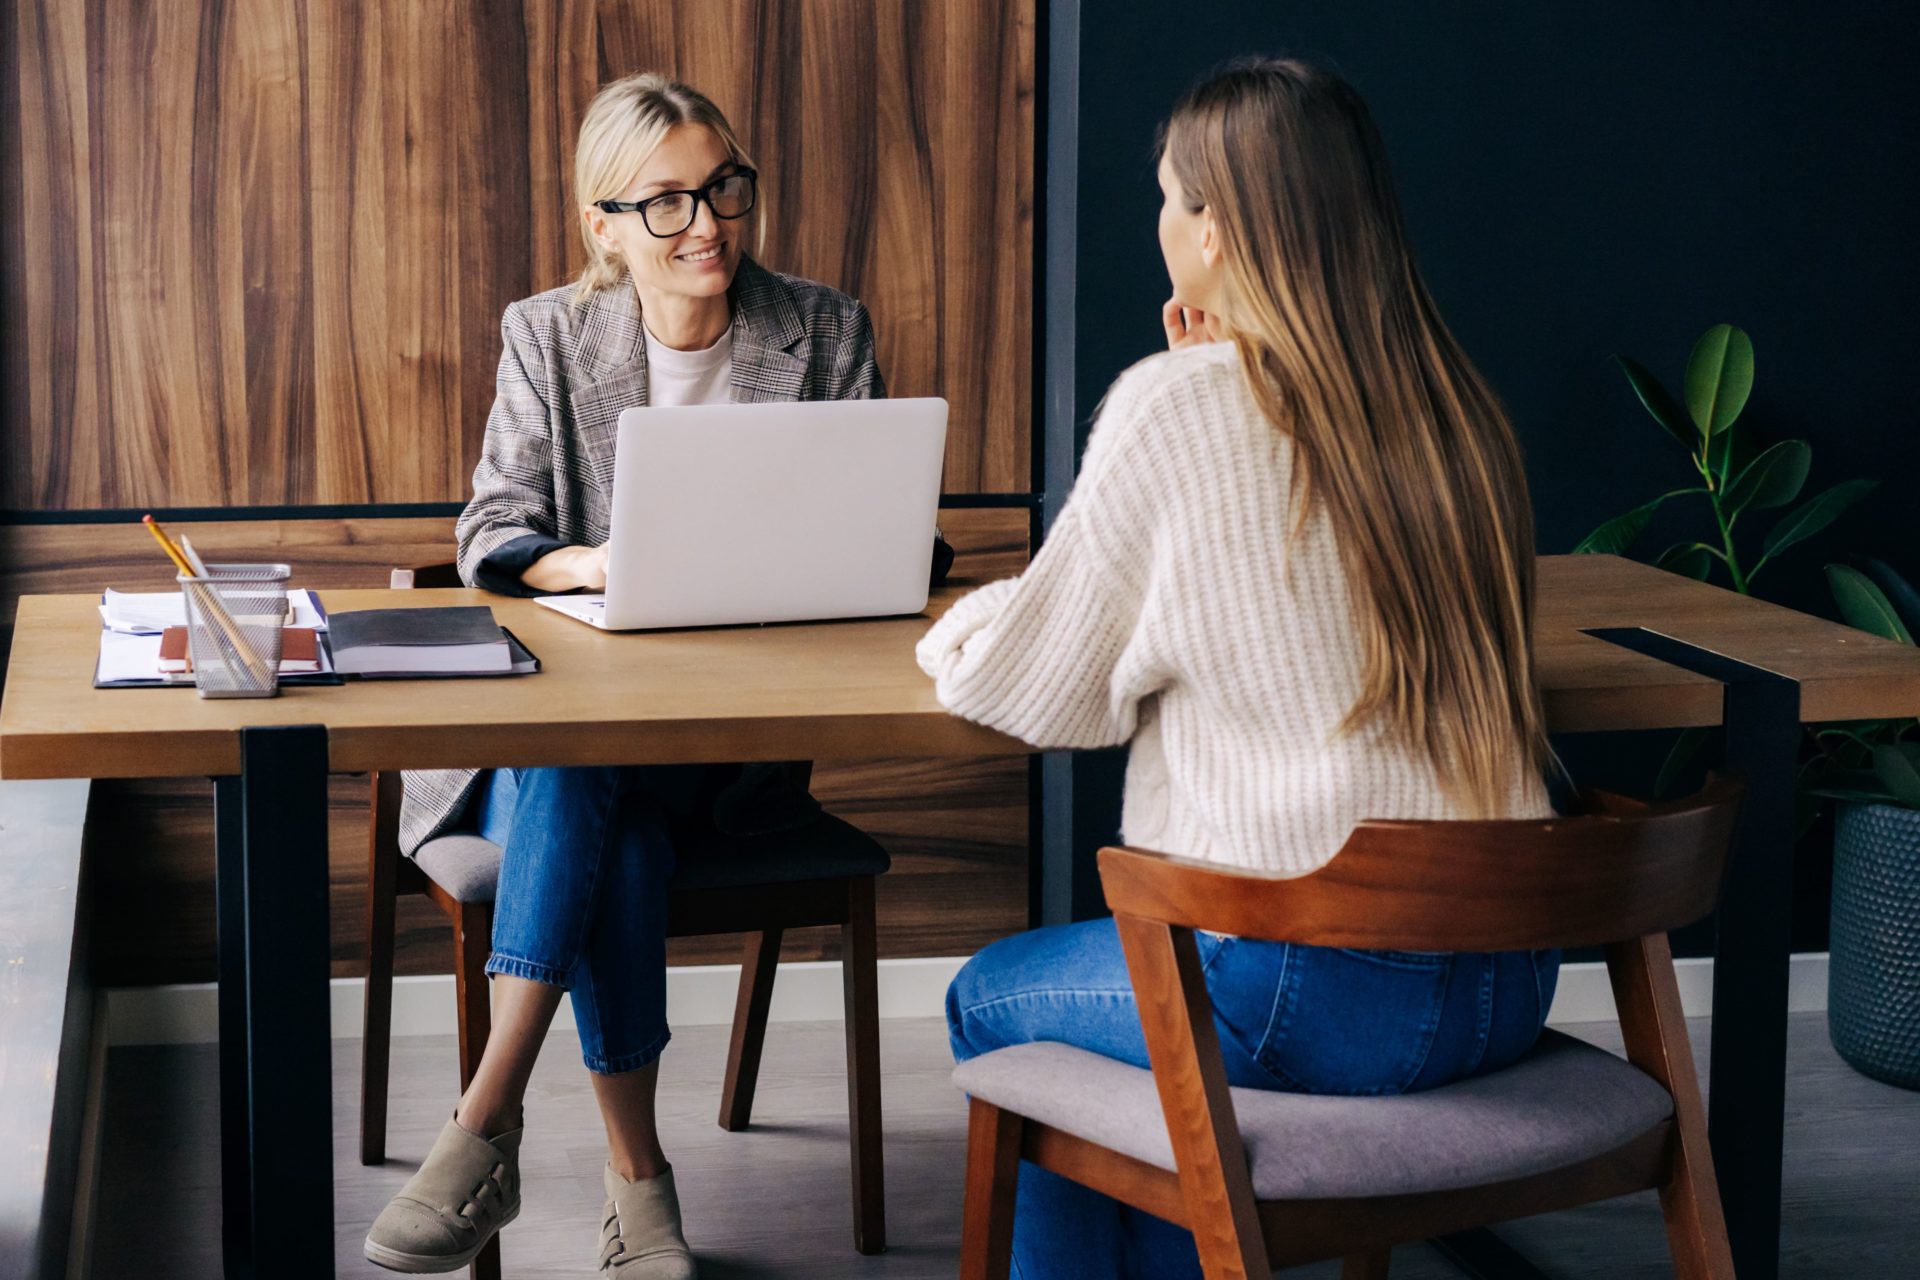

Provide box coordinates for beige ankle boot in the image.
[598,1164,696,1278]
[364,1114,522,1273]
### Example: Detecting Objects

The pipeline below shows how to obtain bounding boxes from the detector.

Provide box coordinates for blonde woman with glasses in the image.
[365,74,882,1277]
[923,58,1559,1276]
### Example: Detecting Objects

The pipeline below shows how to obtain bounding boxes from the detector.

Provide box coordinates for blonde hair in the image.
[573,73,764,301]
[1162,58,1552,816]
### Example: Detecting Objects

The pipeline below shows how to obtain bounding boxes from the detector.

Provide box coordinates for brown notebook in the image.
[158,625,322,674]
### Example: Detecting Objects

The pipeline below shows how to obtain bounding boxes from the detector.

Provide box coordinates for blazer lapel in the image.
[571,286,649,487]
[727,258,809,404]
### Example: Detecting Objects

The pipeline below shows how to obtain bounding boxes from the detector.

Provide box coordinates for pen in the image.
[176,533,212,578]
[142,515,194,577]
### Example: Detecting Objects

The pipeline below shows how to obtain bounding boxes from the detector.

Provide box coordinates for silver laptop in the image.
[537,398,948,630]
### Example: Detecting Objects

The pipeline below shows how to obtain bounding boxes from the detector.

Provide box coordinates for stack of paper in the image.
[100,588,329,634]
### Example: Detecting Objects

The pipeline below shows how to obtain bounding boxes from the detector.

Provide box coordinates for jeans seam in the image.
[564,773,637,1062]
[486,952,573,989]
[1394,953,1452,1092]
[1255,944,1292,1064]
[566,773,623,968]
[1466,953,1496,1076]
[958,988,1138,1045]
[584,1027,673,1076]
[1199,933,1232,976]
[961,988,1138,1016]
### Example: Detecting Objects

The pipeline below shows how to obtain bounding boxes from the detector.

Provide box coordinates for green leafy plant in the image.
[1575,323,1874,593]
[1809,559,1920,812]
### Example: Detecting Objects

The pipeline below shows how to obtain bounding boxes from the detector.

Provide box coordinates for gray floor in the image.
[96,1013,1918,1277]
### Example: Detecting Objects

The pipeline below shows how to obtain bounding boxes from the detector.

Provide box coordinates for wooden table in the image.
[6,557,1920,1278]
[0,586,1028,1280]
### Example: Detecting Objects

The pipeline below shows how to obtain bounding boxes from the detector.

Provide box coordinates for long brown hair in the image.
[1162,57,1551,815]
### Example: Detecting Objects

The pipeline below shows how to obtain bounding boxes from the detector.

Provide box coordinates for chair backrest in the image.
[1098,777,1742,954]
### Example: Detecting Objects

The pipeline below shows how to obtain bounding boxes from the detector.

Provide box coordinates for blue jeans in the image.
[476,766,681,1075]
[947,920,1560,1279]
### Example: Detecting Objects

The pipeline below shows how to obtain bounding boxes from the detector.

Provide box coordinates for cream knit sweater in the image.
[917,343,1551,876]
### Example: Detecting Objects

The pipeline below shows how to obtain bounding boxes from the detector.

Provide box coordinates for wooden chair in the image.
[358,570,889,1279]
[956,779,1744,1280]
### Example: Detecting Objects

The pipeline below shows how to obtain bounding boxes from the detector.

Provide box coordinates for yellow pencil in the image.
[142,515,194,577]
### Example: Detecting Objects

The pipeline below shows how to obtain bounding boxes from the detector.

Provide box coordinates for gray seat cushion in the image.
[410,813,890,903]
[410,833,505,904]
[950,1030,1674,1200]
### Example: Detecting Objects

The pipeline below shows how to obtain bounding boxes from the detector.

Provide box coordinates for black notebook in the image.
[328,606,536,677]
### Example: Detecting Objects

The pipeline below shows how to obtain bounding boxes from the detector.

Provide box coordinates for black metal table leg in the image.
[213,776,250,1271]
[214,724,334,1279]
[1035,749,1124,926]
[1428,1228,1553,1278]
[1587,628,1798,1280]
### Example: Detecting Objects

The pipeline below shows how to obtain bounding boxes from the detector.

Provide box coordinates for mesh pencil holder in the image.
[178,563,290,698]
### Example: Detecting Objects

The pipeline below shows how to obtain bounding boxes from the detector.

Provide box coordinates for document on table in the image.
[93,590,342,688]
[98,587,329,635]
[93,628,341,687]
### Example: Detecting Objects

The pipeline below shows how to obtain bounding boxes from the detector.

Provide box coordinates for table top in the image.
[1533,554,1920,729]
[4,556,1919,781]
[1,586,1028,779]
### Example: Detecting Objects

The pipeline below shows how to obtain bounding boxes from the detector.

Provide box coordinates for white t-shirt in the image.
[644,324,734,407]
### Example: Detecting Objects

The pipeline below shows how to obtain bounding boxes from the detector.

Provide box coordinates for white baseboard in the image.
[104,952,1831,1048]
[106,956,967,1047]
[1544,952,1830,1025]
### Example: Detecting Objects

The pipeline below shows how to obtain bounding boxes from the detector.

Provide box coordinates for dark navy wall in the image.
[1063,1,1918,613]
[1044,1,1919,946]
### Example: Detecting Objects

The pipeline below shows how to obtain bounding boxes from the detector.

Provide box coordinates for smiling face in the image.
[581,123,745,304]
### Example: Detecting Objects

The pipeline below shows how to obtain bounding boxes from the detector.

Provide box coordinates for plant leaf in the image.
[1572,489,1694,555]
[1814,721,1897,754]
[1653,542,1714,580]
[1860,558,1920,641]
[1872,743,1920,809]
[1707,423,1758,489]
[1656,726,1711,799]
[1827,564,1916,644]
[1611,354,1696,451]
[1761,479,1876,560]
[1683,324,1754,437]
[1723,440,1811,517]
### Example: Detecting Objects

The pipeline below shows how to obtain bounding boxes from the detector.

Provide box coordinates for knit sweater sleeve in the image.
[916,363,1168,748]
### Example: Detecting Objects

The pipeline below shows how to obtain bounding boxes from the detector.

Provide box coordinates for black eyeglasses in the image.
[596,167,758,238]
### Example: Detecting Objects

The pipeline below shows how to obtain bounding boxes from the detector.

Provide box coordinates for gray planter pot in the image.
[1829,801,1920,1090]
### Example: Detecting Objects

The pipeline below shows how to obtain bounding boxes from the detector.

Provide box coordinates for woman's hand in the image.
[522,542,610,593]
[1162,299,1221,350]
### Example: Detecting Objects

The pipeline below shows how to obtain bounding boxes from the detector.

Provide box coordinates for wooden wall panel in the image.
[1,509,1031,982]
[3,0,1035,507]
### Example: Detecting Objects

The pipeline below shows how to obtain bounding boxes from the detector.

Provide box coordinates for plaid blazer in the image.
[398,258,886,855]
